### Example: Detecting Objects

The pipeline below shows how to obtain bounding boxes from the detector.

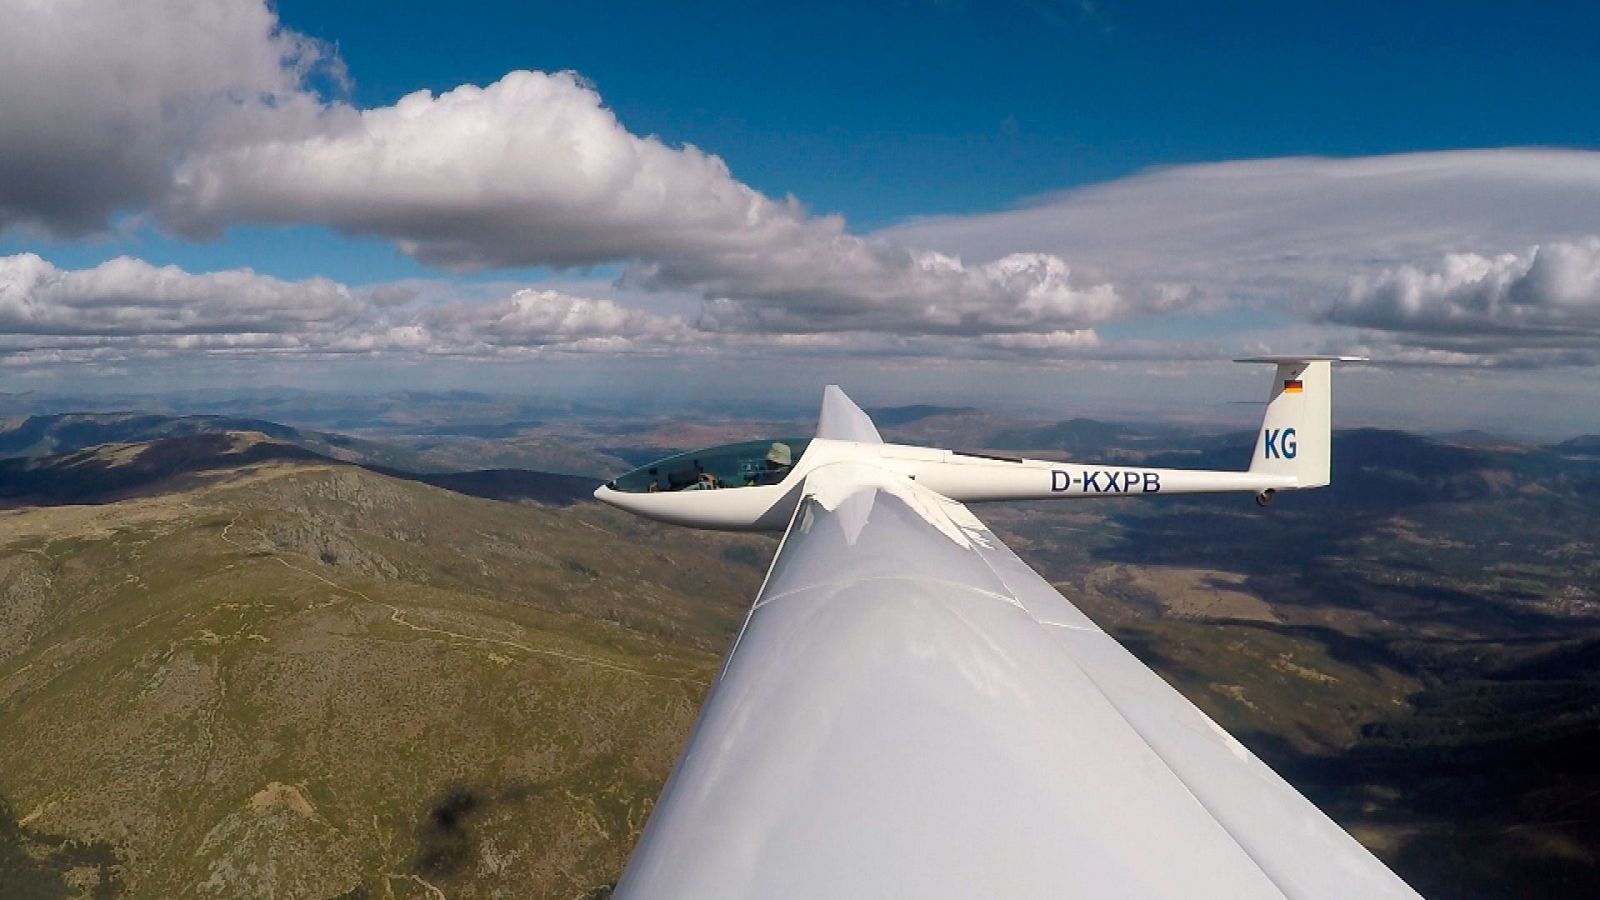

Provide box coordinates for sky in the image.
[2,0,1599,435]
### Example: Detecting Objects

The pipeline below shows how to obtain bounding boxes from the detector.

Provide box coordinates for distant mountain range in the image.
[0,432,323,507]
[0,416,598,509]
[1556,434,1600,455]
[0,412,437,471]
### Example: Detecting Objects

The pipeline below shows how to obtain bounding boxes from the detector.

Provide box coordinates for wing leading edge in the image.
[615,463,1420,898]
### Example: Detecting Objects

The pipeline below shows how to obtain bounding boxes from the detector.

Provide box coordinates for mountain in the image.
[0,437,773,898]
[0,412,437,472]
[863,404,976,427]
[0,432,322,508]
[377,467,598,507]
[1554,434,1600,456]
[986,417,1189,460]
[0,431,599,510]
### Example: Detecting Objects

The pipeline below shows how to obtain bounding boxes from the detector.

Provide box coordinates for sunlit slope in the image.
[0,450,769,898]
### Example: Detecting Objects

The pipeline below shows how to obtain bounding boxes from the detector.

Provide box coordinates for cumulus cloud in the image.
[0,254,688,361]
[163,71,784,268]
[0,2,1128,340]
[0,253,1125,366]
[162,69,1127,336]
[1331,239,1600,364]
[683,251,1121,335]
[422,288,692,352]
[0,0,336,236]
[0,253,362,337]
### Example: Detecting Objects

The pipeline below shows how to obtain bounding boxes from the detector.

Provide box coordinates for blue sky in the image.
[2,1,1599,434]
[278,0,1599,216]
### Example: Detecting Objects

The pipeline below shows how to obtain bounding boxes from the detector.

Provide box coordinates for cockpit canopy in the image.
[608,439,811,493]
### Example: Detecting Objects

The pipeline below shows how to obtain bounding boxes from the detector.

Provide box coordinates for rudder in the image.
[1235,356,1359,489]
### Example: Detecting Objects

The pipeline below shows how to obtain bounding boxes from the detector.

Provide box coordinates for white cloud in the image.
[163,68,1128,337]
[0,254,688,360]
[0,0,336,235]
[0,1,1129,339]
[682,250,1122,335]
[887,150,1600,295]
[422,288,692,352]
[0,253,362,336]
[976,329,1101,352]
[0,254,1127,365]
[5,2,1600,369]
[1331,238,1600,365]
[164,70,789,268]
[884,149,1600,365]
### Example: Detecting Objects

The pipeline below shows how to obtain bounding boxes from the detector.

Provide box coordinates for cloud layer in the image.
[887,150,1600,296]
[3,1,1600,370]
[887,151,1600,365]
[0,253,1109,367]
[0,254,696,362]
[0,254,361,337]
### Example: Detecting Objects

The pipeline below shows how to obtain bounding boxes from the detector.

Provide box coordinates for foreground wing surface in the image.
[615,463,1419,899]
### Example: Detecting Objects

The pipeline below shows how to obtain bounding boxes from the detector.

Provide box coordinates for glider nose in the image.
[594,482,652,517]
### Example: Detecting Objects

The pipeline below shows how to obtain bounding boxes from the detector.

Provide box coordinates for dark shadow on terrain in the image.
[0,433,323,507]
[1094,429,1600,639]
[0,432,597,509]
[0,411,433,471]
[414,786,485,879]
[411,782,545,883]
[1078,428,1600,897]
[0,795,122,899]
[864,405,976,427]
[1226,642,1600,900]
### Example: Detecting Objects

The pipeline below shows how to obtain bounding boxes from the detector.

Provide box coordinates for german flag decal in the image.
[1282,379,1304,393]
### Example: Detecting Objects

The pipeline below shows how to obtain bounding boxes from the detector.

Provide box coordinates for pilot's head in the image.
[765,442,793,468]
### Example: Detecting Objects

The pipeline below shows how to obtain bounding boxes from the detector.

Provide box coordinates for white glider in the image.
[595,357,1420,899]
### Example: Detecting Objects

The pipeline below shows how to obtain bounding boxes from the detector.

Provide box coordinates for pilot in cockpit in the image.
[750,441,793,486]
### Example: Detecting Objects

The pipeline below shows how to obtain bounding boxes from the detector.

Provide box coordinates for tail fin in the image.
[816,385,883,444]
[1235,356,1362,489]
